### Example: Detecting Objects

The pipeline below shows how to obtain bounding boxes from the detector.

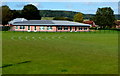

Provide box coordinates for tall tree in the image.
[2,5,13,25]
[21,4,41,20]
[92,7,115,28]
[74,13,83,23]
[11,10,22,19]
[0,6,2,24]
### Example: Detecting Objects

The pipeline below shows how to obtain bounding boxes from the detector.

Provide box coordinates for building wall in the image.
[76,27,89,32]
[14,26,28,31]
[36,26,56,32]
[56,26,70,32]
[11,25,90,32]
[10,26,15,31]
[0,25,3,26]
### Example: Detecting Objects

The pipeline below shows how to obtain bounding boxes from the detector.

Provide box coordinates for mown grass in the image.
[2,30,118,74]
[41,17,54,20]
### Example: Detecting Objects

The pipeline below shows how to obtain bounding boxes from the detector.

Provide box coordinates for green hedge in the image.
[0,26,11,31]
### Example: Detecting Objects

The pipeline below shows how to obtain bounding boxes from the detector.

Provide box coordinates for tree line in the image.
[1,4,41,25]
[40,10,119,20]
[1,4,117,29]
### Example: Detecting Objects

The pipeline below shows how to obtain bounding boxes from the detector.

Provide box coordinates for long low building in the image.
[9,18,91,32]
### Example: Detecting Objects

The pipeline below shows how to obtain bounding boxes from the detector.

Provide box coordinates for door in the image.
[70,27,72,32]
[75,27,77,31]
[34,26,37,32]
[28,26,31,32]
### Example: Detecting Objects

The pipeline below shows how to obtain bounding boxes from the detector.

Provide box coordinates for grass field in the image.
[41,17,54,20]
[2,31,118,74]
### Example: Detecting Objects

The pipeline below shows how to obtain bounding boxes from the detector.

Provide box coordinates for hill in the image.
[13,10,120,20]
[40,10,120,20]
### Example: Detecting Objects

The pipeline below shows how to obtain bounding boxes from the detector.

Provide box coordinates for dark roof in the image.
[14,20,55,25]
[9,18,91,27]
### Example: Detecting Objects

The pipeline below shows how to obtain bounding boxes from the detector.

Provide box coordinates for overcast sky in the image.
[1,1,119,14]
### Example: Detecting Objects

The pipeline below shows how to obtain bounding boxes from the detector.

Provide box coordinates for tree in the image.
[2,5,13,25]
[92,7,115,28]
[73,13,83,23]
[21,4,41,20]
[11,10,22,19]
[0,6,2,24]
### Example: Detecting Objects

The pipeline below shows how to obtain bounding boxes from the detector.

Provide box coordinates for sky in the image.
[1,0,120,2]
[1,2,119,14]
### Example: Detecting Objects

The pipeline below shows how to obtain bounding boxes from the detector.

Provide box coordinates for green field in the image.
[41,17,54,20]
[2,31,118,74]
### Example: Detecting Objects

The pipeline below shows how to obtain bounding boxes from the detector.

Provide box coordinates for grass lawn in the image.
[41,17,54,20]
[2,30,118,74]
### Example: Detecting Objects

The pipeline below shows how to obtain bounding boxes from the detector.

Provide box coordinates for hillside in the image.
[40,10,78,18]
[40,10,120,20]
[14,10,120,20]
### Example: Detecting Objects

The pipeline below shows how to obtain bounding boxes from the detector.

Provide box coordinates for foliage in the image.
[40,10,119,20]
[2,5,13,25]
[11,10,22,19]
[74,13,83,23]
[90,27,97,30]
[40,10,78,18]
[1,26,11,31]
[1,5,119,25]
[53,17,73,21]
[91,7,116,28]
[0,7,2,24]
[21,4,41,20]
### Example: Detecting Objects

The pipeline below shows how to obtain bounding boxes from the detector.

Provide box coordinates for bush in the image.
[90,27,97,30]
[1,26,11,31]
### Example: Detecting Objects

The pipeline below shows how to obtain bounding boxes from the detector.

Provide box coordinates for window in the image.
[64,27,68,30]
[47,26,52,30]
[58,26,62,30]
[16,26,18,29]
[84,27,87,30]
[40,26,45,30]
[20,26,25,29]
[34,26,36,30]
[28,26,30,30]
[79,27,82,30]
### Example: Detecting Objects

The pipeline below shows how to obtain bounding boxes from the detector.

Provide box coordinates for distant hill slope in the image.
[40,10,120,20]
[40,10,78,18]
[14,10,120,20]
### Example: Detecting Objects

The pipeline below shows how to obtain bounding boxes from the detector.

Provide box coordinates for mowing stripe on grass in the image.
[10,36,68,40]
[18,36,22,40]
[0,61,31,68]
[11,36,15,40]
